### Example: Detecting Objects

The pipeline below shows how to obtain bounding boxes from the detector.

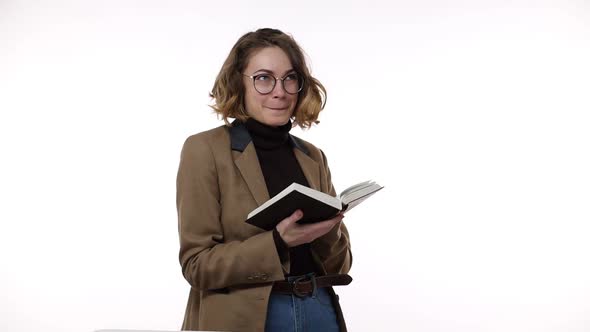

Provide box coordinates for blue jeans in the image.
[265,274,340,332]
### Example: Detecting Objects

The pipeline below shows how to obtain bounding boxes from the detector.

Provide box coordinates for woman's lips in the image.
[266,106,289,111]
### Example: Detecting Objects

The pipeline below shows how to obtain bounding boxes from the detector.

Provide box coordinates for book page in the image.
[342,187,383,212]
[340,181,382,203]
[338,180,375,199]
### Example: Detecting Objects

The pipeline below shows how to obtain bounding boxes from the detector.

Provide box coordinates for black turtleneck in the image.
[244,117,317,277]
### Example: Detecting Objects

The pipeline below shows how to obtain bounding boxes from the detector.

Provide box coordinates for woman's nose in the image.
[271,79,287,97]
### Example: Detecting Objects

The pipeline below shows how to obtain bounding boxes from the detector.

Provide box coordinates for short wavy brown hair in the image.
[210,28,327,129]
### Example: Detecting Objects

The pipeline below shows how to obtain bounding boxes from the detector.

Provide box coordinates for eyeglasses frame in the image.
[242,72,304,95]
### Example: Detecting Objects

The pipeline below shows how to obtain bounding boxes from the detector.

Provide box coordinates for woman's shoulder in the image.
[182,124,231,148]
[289,134,327,163]
[180,124,231,159]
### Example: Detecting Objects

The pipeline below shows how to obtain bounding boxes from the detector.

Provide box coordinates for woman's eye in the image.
[255,75,271,81]
[285,74,298,81]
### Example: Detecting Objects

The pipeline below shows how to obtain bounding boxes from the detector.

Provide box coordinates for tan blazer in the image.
[176,120,352,332]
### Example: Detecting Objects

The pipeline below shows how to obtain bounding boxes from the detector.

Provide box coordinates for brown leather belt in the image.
[271,274,352,297]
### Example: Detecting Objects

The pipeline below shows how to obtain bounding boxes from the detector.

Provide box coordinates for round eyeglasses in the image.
[242,72,304,95]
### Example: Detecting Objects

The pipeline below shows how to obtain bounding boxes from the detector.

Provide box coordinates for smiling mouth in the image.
[267,107,289,111]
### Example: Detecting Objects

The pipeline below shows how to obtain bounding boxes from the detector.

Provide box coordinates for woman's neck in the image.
[244,117,292,150]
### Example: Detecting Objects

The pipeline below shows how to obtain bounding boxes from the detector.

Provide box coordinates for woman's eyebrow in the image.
[253,68,296,75]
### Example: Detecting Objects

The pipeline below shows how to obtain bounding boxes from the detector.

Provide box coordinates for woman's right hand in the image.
[275,210,344,248]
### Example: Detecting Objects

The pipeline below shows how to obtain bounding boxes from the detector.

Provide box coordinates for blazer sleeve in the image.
[311,149,353,275]
[176,135,285,291]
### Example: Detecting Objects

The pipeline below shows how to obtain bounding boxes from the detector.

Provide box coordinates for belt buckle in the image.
[291,274,313,298]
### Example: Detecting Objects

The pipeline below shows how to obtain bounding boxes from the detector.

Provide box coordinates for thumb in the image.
[287,209,304,225]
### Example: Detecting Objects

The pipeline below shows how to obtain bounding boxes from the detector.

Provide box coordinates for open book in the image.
[245,180,384,231]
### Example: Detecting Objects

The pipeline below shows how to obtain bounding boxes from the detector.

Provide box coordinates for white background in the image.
[1,0,589,331]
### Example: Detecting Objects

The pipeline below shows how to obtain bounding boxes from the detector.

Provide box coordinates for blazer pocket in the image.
[209,287,230,294]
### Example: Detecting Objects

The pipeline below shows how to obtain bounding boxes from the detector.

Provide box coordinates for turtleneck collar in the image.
[244,117,293,150]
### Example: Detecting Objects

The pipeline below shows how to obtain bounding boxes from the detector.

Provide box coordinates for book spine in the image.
[341,203,349,213]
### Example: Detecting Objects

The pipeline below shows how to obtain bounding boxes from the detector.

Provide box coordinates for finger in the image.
[301,218,338,233]
[330,214,344,223]
[287,209,304,226]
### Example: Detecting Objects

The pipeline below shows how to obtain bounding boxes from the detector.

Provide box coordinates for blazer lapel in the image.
[294,148,321,192]
[233,143,270,207]
[228,119,321,207]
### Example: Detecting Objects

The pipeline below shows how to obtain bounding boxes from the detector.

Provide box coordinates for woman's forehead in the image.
[245,47,293,73]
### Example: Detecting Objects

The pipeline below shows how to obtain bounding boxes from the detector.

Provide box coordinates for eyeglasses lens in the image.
[254,74,302,94]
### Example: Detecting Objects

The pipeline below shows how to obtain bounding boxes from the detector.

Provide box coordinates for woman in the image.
[176,28,352,332]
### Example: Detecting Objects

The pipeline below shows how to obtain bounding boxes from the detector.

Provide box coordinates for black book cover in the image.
[245,191,342,231]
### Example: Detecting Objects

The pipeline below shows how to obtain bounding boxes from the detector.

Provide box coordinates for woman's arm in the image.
[176,135,285,291]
